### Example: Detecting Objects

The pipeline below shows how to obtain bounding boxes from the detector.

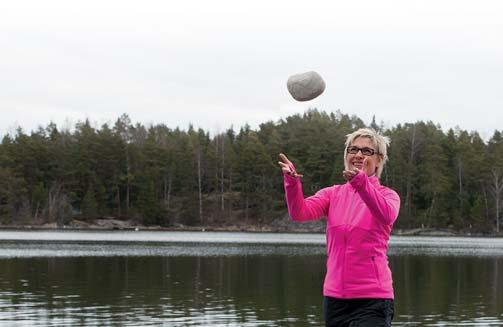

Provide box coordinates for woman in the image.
[278,128,399,327]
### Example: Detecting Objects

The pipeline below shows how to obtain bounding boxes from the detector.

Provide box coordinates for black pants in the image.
[323,297,394,327]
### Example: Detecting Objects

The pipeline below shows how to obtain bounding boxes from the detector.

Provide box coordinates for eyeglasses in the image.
[346,146,377,156]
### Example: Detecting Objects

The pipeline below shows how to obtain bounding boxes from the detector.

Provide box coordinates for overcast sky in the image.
[1,0,502,138]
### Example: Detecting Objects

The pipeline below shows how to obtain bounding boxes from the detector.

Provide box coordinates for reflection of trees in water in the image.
[493,259,499,312]
[391,255,503,323]
[0,255,325,325]
[0,255,501,325]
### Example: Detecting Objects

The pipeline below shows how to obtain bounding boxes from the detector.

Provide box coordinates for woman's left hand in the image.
[343,157,368,181]
[342,167,358,182]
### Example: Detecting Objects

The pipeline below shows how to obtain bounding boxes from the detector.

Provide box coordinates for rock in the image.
[393,228,457,236]
[287,71,326,101]
[94,219,132,229]
[270,214,326,232]
[418,229,457,237]
[69,219,91,228]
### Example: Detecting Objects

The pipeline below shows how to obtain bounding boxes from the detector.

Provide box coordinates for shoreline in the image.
[0,219,501,237]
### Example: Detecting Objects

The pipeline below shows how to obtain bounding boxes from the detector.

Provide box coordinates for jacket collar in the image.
[345,173,381,188]
[369,175,380,186]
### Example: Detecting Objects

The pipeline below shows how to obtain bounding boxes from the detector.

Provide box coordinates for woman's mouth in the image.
[352,162,363,168]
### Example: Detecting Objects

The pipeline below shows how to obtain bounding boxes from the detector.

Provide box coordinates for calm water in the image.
[0,231,502,326]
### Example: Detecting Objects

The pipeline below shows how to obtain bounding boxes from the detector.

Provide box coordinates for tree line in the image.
[0,109,502,233]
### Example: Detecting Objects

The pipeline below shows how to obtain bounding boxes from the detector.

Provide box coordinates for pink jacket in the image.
[284,169,400,299]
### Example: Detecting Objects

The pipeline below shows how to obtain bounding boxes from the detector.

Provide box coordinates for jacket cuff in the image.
[349,170,367,190]
[283,172,299,187]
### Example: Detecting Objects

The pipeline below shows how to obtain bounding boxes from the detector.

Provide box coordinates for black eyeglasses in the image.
[346,146,377,156]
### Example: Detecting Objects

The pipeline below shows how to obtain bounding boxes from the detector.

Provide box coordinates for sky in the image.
[1,0,502,139]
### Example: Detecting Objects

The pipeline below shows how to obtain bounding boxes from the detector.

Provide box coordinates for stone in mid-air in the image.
[286,71,326,101]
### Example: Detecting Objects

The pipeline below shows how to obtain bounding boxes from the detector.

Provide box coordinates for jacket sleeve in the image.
[349,170,400,225]
[283,173,331,221]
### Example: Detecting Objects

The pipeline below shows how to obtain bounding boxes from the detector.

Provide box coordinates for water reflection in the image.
[391,255,503,326]
[0,241,325,258]
[1,231,503,258]
[0,256,325,326]
[0,253,502,326]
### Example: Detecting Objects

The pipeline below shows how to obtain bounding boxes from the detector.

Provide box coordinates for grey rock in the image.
[287,71,326,101]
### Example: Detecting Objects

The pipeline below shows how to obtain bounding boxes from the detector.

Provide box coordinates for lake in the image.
[0,230,502,326]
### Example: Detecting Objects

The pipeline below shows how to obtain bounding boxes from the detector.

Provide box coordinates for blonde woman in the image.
[279,128,399,327]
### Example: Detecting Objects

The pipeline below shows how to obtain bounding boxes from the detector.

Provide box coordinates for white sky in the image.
[1,0,502,138]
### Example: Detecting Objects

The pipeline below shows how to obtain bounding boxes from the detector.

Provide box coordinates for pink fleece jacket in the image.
[283,169,400,299]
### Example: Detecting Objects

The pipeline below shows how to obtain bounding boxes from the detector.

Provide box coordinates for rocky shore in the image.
[1,218,500,237]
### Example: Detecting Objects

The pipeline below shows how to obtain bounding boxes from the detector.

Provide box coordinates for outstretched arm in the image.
[279,153,331,221]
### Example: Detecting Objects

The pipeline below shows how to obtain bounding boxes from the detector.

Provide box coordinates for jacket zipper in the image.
[341,228,347,297]
[342,186,356,297]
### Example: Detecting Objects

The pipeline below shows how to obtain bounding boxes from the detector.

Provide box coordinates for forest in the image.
[1,109,502,234]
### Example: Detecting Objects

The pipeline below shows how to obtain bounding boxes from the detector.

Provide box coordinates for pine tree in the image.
[81,185,98,220]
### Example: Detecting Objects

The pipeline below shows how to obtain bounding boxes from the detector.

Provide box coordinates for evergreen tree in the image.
[81,185,98,220]
[1,111,502,233]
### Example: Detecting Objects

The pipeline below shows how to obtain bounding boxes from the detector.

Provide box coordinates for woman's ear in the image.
[378,154,384,165]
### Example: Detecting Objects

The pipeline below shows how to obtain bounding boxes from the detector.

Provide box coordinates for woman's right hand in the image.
[278,153,303,178]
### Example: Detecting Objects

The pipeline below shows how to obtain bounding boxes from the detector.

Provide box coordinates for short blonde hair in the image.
[344,128,390,177]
